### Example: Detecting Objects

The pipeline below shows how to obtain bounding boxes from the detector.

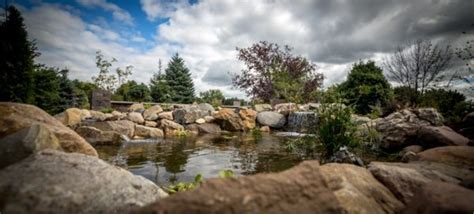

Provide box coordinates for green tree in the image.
[0,6,37,103]
[126,83,151,102]
[339,61,393,115]
[32,66,61,114]
[92,51,117,93]
[199,89,224,107]
[115,80,137,101]
[150,59,173,103]
[165,53,195,103]
[72,79,98,108]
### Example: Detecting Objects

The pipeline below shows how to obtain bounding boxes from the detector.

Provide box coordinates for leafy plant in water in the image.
[174,129,191,137]
[166,174,203,194]
[250,127,262,141]
[218,169,235,178]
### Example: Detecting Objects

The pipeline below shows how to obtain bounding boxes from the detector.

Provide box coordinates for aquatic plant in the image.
[166,174,203,194]
[218,169,235,178]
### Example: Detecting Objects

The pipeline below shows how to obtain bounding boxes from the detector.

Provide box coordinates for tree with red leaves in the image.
[232,41,324,102]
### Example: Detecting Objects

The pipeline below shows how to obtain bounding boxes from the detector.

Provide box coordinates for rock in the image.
[260,126,270,132]
[0,124,61,169]
[400,145,424,162]
[402,181,474,213]
[185,124,200,135]
[320,163,403,213]
[138,161,343,213]
[401,152,418,162]
[254,104,272,112]
[204,115,215,123]
[351,114,372,126]
[239,108,257,130]
[274,103,297,116]
[0,102,97,156]
[287,112,317,132]
[143,105,163,121]
[214,108,243,131]
[84,120,135,138]
[416,146,474,169]
[111,110,126,120]
[173,105,203,124]
[463,112,474,126]
[197,123,222,134]
[198,103,214,115]
[89,110,107,121]
[158,111,173,120]
[144,121,157,127]
[368,161,473,204]
[195,118,206,124]
[257,111,286,129]
[413,108,444,126]
[127,112,145,124]
[54,108,83,126]
[297,104,310,111]
[0,150,167,213]
[418,126,470,147]
[128,103,145,112]
[135,125,164,138]
[160,119,185,136]
[75,126,122,145]
[103,113,116,121]
[80,109,91,119]
[307,103,320,110]
[401,145,424,154]
[328,146,364,166]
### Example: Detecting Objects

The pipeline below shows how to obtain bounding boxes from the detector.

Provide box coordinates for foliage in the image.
[150,73,173,103]
[72,80,98,109]
[218,169,235,178]
[384,39,452,97]
[127,83,152,102]
[92,51,118,93]
[174,129,191,137]
[223,97,245,106]
[338,61,393,115]
[316,85,344,104]
[232,41,323,102]
[419,88,469,124]
[165,53,195,103]
[0,6,38,103]
[250,127,262,141]
[199,89,224,107]
[393,86,419,106]
[100,107,114,113]
[166,174,203,194]
[272,63,307,103]
[116,65,133,86]
[315,104,359,157]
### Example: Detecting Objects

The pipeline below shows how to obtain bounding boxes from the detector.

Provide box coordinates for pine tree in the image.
[0,6,37,103]
[165,54,195,103]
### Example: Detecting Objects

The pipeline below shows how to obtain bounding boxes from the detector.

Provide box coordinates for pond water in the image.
[95,133,305,188]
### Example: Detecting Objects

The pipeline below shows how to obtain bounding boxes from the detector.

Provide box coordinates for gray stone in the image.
[84,120,135,138]
[75,126,122,145]
[274,103,298,116]
[197,123,222,134]
[254,104,272,112]
[135,125,164,138]
[257,111,286,128]
[173,105,203,124]
[0,150,167,213]
[127,112,145,124]
[143,105,163,121]
[418,126,470,147]
[198,103,214,115]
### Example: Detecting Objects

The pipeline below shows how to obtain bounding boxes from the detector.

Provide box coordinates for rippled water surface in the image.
[95,133,304,187]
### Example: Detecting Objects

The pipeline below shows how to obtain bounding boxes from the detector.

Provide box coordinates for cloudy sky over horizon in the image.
[10,0,474,98]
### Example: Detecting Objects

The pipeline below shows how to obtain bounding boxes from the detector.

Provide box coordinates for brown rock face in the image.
[0,124,62,169]
[274,103,297,116]
[214,108,243,131]
[134,125,164,138]
[0,102,97,156]
[239,108,257,130]
[402,181,474,214]
[127,112,145,124]
[418,126,470,147]
[196,123,221,134]
[416,146,474,169]
[159,119,185,136]
[84,120,135,138]
[137,161,344,214]
[75,126,122,145]
[143,105,163,121]
[320,163,403,213]
[54,108,83,126]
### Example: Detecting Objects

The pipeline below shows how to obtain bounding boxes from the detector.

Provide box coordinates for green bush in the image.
[100,107,114,113]
[338,61,393,115]
[315,104,359,157]
[166,174,203,194]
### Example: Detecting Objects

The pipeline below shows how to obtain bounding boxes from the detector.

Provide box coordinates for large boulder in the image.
[138,161,344,213]
[257,111,286,129]
[0,102,97,156]
[135,125,164,138]
[160,119,185,136]
[173,105,203,124]
[418,126,470,147]
[196,123,222,134]
[54,108,84,126]
[274,103,298,116]
[128,103,145,112]
[368,161,473,204]
[415,146,474,169]
[198,103,214,115]
[111,110,126,120]
[239,108,257,130]
[320,163,403,213]
[84,120,135,138]
[127,112,145,124]
[143,105,163,121]
[158,111,173,120]
[75,126,122,145]
[413,108,444,126]
[254,104,272,112]
[213,108,243,131]
[0,124,61,169]
[89,110,107,121]
[0,150,167,213]
[402,181,474,213]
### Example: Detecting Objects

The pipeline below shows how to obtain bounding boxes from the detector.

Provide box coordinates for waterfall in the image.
[287,112,318,133]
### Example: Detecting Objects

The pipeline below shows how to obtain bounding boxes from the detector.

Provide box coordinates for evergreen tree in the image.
[0,6,37,103]
[165,53,195,103]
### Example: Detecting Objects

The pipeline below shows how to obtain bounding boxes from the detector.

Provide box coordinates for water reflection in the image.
[95,133,303,187]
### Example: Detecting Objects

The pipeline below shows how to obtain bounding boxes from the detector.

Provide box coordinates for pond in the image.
[95,133,305,188]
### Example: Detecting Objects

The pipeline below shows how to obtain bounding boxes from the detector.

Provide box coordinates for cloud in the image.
[76,0,134,25]
[140,0,189,21]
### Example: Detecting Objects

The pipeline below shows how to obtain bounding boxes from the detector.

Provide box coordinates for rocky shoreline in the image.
[1,102,473,213]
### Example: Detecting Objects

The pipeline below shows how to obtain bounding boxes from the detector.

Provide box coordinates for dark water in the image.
[95,133,304,188]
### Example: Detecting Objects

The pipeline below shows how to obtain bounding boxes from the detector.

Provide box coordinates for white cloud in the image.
[76,0,134,25]
[140,0,189,21]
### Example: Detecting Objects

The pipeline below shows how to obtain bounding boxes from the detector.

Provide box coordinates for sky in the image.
[8,0,474,99]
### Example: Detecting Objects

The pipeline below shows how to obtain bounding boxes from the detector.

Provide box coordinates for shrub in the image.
[338,61,393,115]
[166,174,203,194]
[100,107,114,113]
